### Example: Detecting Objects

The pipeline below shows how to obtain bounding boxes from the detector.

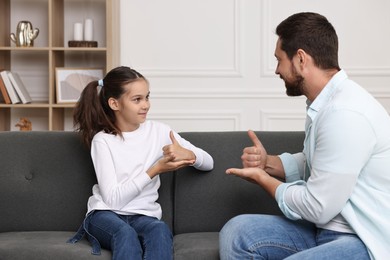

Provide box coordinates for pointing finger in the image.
[248,130,263,149]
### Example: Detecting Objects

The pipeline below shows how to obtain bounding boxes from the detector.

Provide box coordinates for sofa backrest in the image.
[0,131,304,235]
[0,131,175,233]
[173,131,305,235]
[0,131,96,232]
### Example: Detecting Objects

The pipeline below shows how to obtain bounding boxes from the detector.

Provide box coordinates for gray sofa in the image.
[0,130,304,260]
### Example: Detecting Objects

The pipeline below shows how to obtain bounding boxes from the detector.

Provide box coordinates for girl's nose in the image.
[142,101,150,109]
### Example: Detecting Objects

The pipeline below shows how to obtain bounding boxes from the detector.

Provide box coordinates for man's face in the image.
[274,39,305,97]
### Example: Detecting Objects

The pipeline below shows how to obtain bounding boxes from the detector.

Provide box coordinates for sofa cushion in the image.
[174,232,219,260]
[0,231,111,260]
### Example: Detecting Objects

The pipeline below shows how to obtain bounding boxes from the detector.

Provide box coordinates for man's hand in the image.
[242,130,268,169]
[225,167,281,198]
[226,130,285,195]
[226,167,267,185]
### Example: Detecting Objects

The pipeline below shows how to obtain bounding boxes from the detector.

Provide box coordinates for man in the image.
[219,12,390,259]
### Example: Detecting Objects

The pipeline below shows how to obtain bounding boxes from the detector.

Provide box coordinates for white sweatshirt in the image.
[87,120,214,219]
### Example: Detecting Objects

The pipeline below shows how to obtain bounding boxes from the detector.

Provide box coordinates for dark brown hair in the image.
[73,66,146,148]
[276,12,340,70]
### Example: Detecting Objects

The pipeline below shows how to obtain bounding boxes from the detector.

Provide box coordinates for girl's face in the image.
[109,79,150,132]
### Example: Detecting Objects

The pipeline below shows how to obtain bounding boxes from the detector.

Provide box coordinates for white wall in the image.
[119,0,390,132]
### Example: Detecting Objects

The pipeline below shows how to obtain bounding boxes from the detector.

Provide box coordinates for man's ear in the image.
[108,97,120,111]
[296,49,306,64]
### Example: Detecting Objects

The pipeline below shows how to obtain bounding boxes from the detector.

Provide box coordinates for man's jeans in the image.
[88,210,172,260]
[219,214,369,260]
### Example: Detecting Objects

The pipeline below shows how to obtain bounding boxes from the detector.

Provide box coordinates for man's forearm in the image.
[265,155,286,180]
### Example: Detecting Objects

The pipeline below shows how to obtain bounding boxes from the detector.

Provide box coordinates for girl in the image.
[69,66,214,259]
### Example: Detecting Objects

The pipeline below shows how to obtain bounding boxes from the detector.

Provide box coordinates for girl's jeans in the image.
[86,210,172,260]
[219,214,370,260]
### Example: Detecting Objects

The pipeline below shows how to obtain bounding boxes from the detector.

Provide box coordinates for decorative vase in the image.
[10,21,39,47]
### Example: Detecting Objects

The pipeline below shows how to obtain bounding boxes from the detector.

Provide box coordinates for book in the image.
[0,70,21,104]
[0,70,11,104]
[7,71,32,104]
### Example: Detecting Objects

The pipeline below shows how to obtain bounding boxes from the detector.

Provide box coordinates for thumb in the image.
[248,130,263,148]
[169,131,179,145]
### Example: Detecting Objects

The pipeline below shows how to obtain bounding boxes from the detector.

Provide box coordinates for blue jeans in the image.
[219,214,369,260]
[88,210,172,260]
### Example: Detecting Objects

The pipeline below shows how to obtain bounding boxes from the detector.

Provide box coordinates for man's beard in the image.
[285,76,304,96]
[283,66,305,96]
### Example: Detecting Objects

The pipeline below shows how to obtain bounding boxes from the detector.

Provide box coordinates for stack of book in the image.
[0,70,32,104]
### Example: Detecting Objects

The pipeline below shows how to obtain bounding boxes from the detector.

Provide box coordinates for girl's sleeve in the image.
[91,138,153,209]
[173,132,214,171]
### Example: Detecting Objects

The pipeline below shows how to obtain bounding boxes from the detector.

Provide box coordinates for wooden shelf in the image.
[0,0,114,131]
[0,47,51,51]
[0,102,50,108]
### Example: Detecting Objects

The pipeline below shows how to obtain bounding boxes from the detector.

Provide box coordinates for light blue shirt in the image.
[275,70,390,259]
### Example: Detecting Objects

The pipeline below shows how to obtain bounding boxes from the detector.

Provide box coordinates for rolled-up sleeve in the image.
[279,152,305,182]
[275,181,305,220]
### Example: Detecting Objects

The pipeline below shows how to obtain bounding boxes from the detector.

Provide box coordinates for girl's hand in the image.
[162,131,196,163]
[147,131,196,178]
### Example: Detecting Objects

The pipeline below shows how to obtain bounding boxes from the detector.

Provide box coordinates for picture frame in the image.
[55,68,104,103]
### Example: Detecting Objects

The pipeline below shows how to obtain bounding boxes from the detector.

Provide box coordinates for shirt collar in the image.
[306,69,348,120]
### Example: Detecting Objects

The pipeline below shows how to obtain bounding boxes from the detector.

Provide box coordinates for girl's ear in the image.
[108,97,120,111]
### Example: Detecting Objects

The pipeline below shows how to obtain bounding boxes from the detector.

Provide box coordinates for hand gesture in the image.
[225,166,281,197]
[226,167,267,185]
[241,130,268,169]
[153,153,195,174]
[148,131,196,178]
[162,131,196,163]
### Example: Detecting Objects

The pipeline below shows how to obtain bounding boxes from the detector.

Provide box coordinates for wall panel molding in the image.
[260,109,306,131]
[150,88,390,99]
[122,0,242,78]
[148,110,243,131]
[151,89,290,99]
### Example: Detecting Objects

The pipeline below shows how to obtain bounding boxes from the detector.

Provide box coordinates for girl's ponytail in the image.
[73,80,106,148]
